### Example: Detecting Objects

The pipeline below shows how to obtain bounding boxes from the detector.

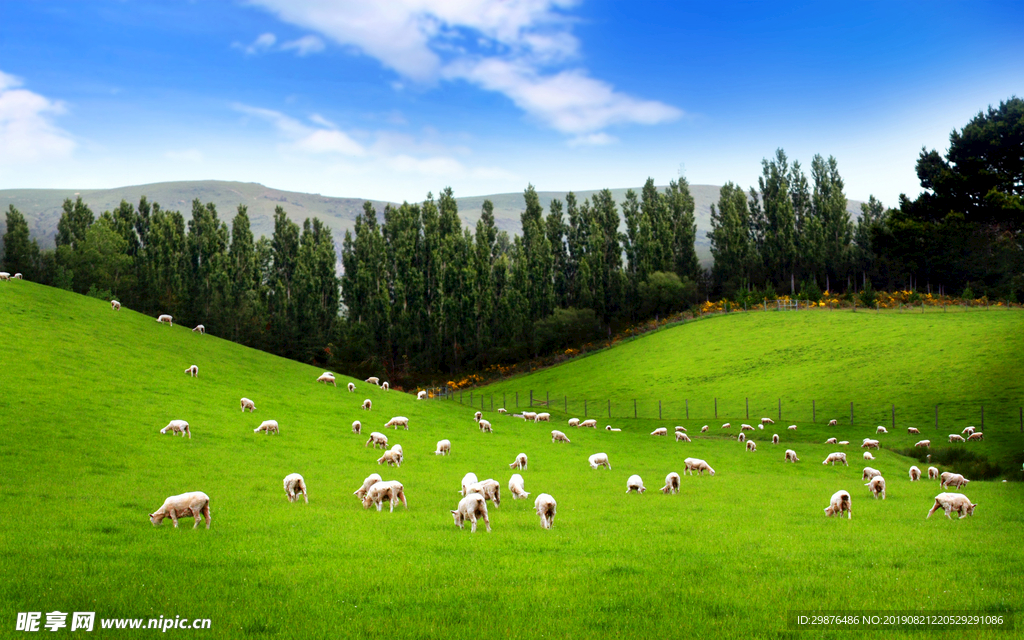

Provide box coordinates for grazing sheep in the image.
[184,365,198,378]
[365,431,388,449]
[363,480,407,512]
[675,432,691,442]
[675,426,687,432]
[626,474,646,494]
[940,472,969,490]
[822,452,848,466]
[466,478,501,507]
[828,419,838,427]
[509,473,530,500]
[580,419,598,428]
[949,434,966,443]
[460,472,479,496]
[352,420,362,434]
[838,441,850,446]
[534,412,551,423]
[568,418,580,428]
[746,440,757,452]
[967,432,984,442]
[353,473,382,500]
[825,437,837,444]
[381,381,390,391]
[928,466,939,479]
[721,423,731,429]
[787,425,797,430]
[475,411,483,422]
[417,390,427,400]
[824,490,852,519]
[606,425,621,432]
[384,416,409,430]
[12,273,22,279]
[478,419,493,433]
[0,272,9,281]
[907,427,920,434]
[741,424,754,431]
[661,472,681,494]
[366,377,380,385]
[926,492,977,520]
[160,419,191,439]
[348,382,356,392]
[317,372,336,386]
[785,449,799,463]
[863,452,875,460]
[651,427,668,436]
[451,493,490,532]
[865,475,886,499]
[509,453,528,470]
[862,467,881,481]
[909,466,921,481]
[361,399,372,411]
[551,430,571,443]
[111,300,121,310]
[534,493,556,529]
[701,425,709,433]
[737,433,746,443]
[761,417,775,425]
[876,426,888,434]
[377,450,402,467]
[962,426,976,435]
[771,434,779,444]
[862,439,880,450]
[240,397,256,412]
[683,457,715,476]
[254,420,279,435]
[497,408,507,414]
[157,314,173,326]
[149,491,211,529]
[589,453,611,470]
[283,473,308,503]
[522,411,538,421]
[192,324,205,334]
[435,439,451,456]
[915,440,931,448]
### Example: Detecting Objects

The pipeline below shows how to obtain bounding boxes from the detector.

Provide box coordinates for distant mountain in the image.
[1,180,864,266]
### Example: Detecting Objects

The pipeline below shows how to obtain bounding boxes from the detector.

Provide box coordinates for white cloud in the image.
[234,32,277,55]
[295,128,365,156]
[281,35,326,56]
[234,103,366,157]
[234,31,325,57]
[0,70,75,164]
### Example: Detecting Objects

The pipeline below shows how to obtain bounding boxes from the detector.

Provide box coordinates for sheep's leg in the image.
[470,516,477,533]
[926,502,941,519]
[944,506,953,520]
[192,508,202,529]
[202,504,211,529]
[170,511,179,528]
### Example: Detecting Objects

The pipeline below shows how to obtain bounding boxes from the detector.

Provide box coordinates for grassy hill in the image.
[1,281,1020,638]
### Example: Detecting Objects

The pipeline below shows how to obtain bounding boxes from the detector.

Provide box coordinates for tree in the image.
[73,217,134,296]
[811,154,852,291]
[757,149,798,292]
[295,217,340,361]
[3,205,40,278]
[708,182,753,294]
[546,199,570,308]
[521,185,554,324]
[666,178,699,281]
[186,199,230,330]
[227,205,260,343]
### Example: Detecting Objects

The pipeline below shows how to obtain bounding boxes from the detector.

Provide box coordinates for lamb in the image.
[683,457,715,476]
[522,411,538,421]
[451,493,490,532]
[192,324,205,334]
[551,430,571,443]
[466,478,501,507]
[588,453,611,470]
[149,491,211,529]
[746,440,757,452]
[949,434,965,443]
[651,427,668,436]
[417,390,427,400]
[240,397,256,412]
[361,399,372,411]
[534,412,551,423]
[737,433,746,443]
[824,490,852,519]
[376,449,401,467]
[316,372,336,386]
[825,437,837,444]
[909,466,921,481]
[352,420,362,434]
[771,434,779,444]
[915,440,931,448]
[353,473,382,500]
[962,426,976,435]
[497,408,507,414]
[509,453,528,470]
[384,416,409,430]
[787,425,797,430]
[348,382,356,392]
[967,432,984,442]
[508,474,530,500]
[862,467,881,481]
[861,439,880,449]
[534,493,556,529]
[876,426,888,434]
[568,418,580,428]
[435,439,451,455]
[907,427,920,434]
[381,382,390,391]
[626,474,646,494]
[111,300,121,310]
[828,419,838,426]
[157,314,173,326]
[363,480,407,512]
[365,431,388,449]
[366,377,380,385]
[761,417,775,426]
[926,492,977,519]
[460,472,479,496]
[389,444,403,464]
[606,425,621,432]
[160,419,191,439]
[701,425,709,433]
[674,426,687,432]
[785,449,799,463]
[283,473,308,503]
[863,452,875,460]
[478,419,492,433]
[721,423,731,429]
[675,432,691,442]
[928,466,940,479]
[822,452,848,466]
[940,472,969,490]
[740,424,754,431]
[475,411,483,422]
[253,419,279,435]
[661,472,681,494]
[580,419,598,428]
[184,365,198,378]
[865,475,886,499]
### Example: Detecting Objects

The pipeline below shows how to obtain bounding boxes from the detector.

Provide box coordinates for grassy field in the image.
[1,282,1021,638]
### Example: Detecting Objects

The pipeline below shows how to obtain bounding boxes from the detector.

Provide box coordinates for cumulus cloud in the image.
[0,70,75,163]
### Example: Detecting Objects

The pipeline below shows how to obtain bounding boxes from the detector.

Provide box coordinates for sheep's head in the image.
[450,510,464,527]
[149,512,165,526]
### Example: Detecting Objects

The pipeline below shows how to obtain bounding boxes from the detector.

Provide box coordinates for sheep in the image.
[474,411,483,422]
[377,450,402,467]
[568,418,580,428]
[785,449,799,463]
[551,430,571,443]
[365,431,388,449]
[701,425,709,433]
[12,273,22,279]
[761,417,775,426]
[417,390,427,400]
[940,472,969,490]
[316,372,336,386]
[926,492,977,520]
[861,467,881,481]
[606,425,621,432]
[740,424,754,432]
[509,453,528,470]
[825,437,837,444]
[348,382,356,392]
[504,473,530,502]
[683,457,715,476]
[363,480,407,512]
[737,432,746,443]
[283,473,308,503]
[675,432,691,442]
[0,272,10,281]
[651,427,668,436]
[160,419,191,439]
[384,416,409,430]
[497,408,507,414]
[928,466,940,479]
[460,472,479,497]
[828,419,838,426]
[626,474,646,494]
[863,452,875,460]
[157,314,173,326]
[588,453,611,470]
[915,440,931,448]
[861,439,880,450]
[824,490,852,519]
[435,439,451,455]
[865,475,886,499]
[787,425,797,430]
[240,397,256,412]
[838,441,850,446]
[967,432,984,442]
[478,419,492,433]
[534,412,551,423]
[771,434,779,444]
[580,419,598,428]
[876,426,888,434]
[254,419,279,435]
[149,491,211,529]
[352,420,362,434]
[522,411,538,422]
[366,377,380,385]
[192,324,205,334]
[381,381,390,391]
[909,466,922,481]
[661,472,681,494]
[361,399,372,411]
[949,434,965,443]
[184,365,198,378]
[962,426,976,435]
[674,426,687,432]
[466,478,501,507]
[353,473,382,500]
[721,423,731,429]
[388,444,403,464]
[822,452,848,466]
[534,493,556,529]
[907,427,920,434]
[111,300,121,311]
[746,440,757,452]
[451,493,490,532]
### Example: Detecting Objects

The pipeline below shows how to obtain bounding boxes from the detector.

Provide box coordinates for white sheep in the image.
[824,490,852,519]
[825,437,837,444]
[352,420,362,434]
[568,418,580,427]
[361,399,372,411]
[661,472,681,494]
[940,472,969,490]
[377,450,402,467]
[915,440,931,448]
[0,272,10,281]
[451,493,490,532]
[389,444,404,464]
[534,493,556,529]
[417,390,427,400]
[240,397,256,412]
[522,411,538,421]
[787,425,797,430]
[348,382,356,392]
[509,474,530,500]
[862,467,881,481]
[160,419,191,439]
[962,426,976,435]
[353,473,382,500]
[865,476,886,500]
[384,416,409,430]
[674,426,687,432]
[746,440,757,452]
[907,427,920,434]
[534,412,551,423]
[551,430,571,443]
[828,419,838,426]
[317,372,336,386]
[478,419,493,433]
[254,419,279,435]
[741,424,754,431]
[928,466,939,479]
[949,434,965,443]
[683,457,715,476]
[466,478,501,507]
[588,453,611,470]
[771,434,779,444]
[737,432,746,443]
[184,365,198,378]
[192,324,205,334]
[862,439,880,450]
[283,473,308,503]
[381,381,390,391]
[474,411,483,422]
[460,472,479,496]
[497,408,507,414]
[785,449,799,463]
[509,453,528,470]
[967,432,984,442]
[363,480,407,512]
[761,417,774,425]
[366,377,380,385]
[863,452,875,460]
[651,427,668,436]
[580,419,597,428]
[149,491,210,529]
[626,474,646,494]
[675,432,691,442]
[435,439,451,456]
[111,300,121,311]
[157,314,173,326]
[701,425,709,433]
[876,425,888,434]
[12,273,22,279]
[605,425,621,432]
[822,452,848,466]
[838,440,850,446]
[365,431,388,449]
[721,423,731,429]
[926,492,977,519]
[909,466,921,481]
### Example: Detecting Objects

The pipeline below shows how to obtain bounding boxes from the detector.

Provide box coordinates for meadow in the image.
[0,281,1021,639]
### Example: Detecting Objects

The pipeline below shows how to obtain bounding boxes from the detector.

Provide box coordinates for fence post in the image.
[981,405,984,429]
[715,397,718,419]
[778,398,781,421]
[659,400,662,420]
[746,397,749,419]
[608,399,611,418]
[685,399,689,420]
[584,399,587,417]
[529,390,533,407]
[634,399,637,418]
[812,399,816,423]
[891,404,895,430]
[850,402,854,425]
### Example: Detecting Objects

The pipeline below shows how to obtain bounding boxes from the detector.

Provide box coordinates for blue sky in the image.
[1,1,1021,207]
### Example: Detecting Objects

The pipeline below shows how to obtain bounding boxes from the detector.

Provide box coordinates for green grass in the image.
[1,282,1022,639]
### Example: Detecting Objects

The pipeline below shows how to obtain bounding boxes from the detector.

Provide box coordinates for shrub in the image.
[858,282,877,307]
[798,279,823,303]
